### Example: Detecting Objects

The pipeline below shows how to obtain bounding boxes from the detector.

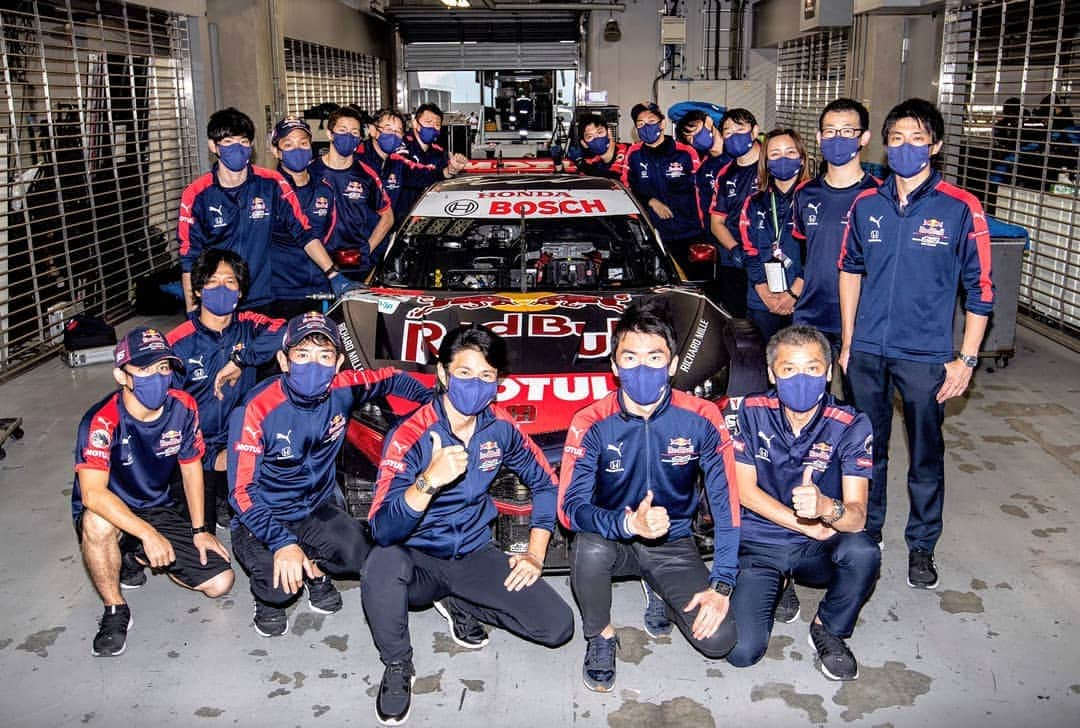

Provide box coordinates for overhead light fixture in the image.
[604,16,621,42]
[440,0,470,6]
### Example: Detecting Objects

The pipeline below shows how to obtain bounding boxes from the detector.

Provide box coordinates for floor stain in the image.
[1000,504,1029,519]
[958,464,981,473]
[319,669,339,678]
[269,671,292,685]
[59,555,74,562]
[614,627,655,665]
[322,634,348,652]
[267,688,290,699]
[292,613,326,636]
[414,669,445,695]
[432,631,472,657]
[188,607,199,614]
[985,402,1070,418]
[219,599,235,610]
[0,638,11,650]
[81,713,94,723]
[942,423,975,451]
[1004,418,1080,478]
[293,672,306,689]
[608,697,716,728]
[982,435,1027,445]
[706,668,724,678]
[971,579,988,590]
[1011,493,1055,514]
[1032,527,1067,538]
[248,649,268,657]
[1070,685,1080,694]
[460,679,485,692]
[885,609,899,622]
[193,707,224,718]
[789,650,804,662]
[765,634,795,661]
[995,582,1013,590]
[365,684,379,698]
[167,650,180,658]
[16,626,66,657]
[938,590,985,614]
[833,661,932,722]
[750,682,827,724]
[312,705,330,718]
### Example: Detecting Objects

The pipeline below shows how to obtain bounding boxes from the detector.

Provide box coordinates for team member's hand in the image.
[773,292,796,316]
[648,199,674,220]
[214,361,243,400]
[424,431,468,488]
[792,466,824,519]
[141,528,176,569]
[273,543,315,594]
[799,521,834,541]
[194,532,231,566]
[683,589,730,640]
[937,359,974,403]
[627,490,670,539]
[445,153,468,177]
[838,347,851,374]
[504,552,543,592]
[329,271,362,298]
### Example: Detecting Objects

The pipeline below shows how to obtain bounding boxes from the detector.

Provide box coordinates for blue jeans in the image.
[726,533,881,667]
[847,351,947,551]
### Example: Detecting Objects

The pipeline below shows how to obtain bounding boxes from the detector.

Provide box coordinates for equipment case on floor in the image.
[63,345,116,368]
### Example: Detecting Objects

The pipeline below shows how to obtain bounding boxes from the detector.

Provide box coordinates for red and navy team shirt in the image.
[577,142,630,180]
[840,169,995,363]
[308,155,392,272]
[356,143,441,230]
[558,388,740,585]
[621,137,704,243]
[271,170,337,300]
[710,158,760,251]
[791,173,880,335]
[72,389,204,521]
[178,163,314,308]
[739,183,803,312]
[403,133,449,172]
[368,396,558,558]
[731,392,872,546]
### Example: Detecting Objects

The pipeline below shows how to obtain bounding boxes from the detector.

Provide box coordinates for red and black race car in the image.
[329,172,766,570]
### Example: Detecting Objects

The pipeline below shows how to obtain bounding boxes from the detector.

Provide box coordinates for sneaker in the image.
[305,575,343,614]
[869,532,885,551]
[432,597,488,649]
[92,604,132,657]
[215,505,232,532]
[375,660,415,726]
[808,620,858,680]
[119,551,147,590]
[582,634,619,692]
[908,549,939,589]
[252,600,289,637]
[774,579,801,624]
[641,580,672,638]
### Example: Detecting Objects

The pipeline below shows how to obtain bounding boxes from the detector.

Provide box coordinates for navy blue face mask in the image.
[585,135,610,156]
[887,142,931,178]
[691,126,715,153]
[820,135,861,167]
[130,371,171,410]
[638,122,662,145]
[286,361,336,399]
[417,125,440,145]
[775,372,827,412]
[201,285,239,316]
[217,143,251,172]
[377,132,403,155]
[723,130,754,158]
[447,375,498,416]
[768,156,803,181]
[332,132,359,157]
[618,364,669,406]
[280,147,313,173]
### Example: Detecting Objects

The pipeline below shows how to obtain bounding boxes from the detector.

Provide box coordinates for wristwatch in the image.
[958,353,978,368]
[192,525,209,535]
[415,474,439,495]
[821,498,845,525]
[708,579,733,597]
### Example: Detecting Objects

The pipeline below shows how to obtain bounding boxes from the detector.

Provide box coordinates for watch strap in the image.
[192,525,209,535]
[709,579,733,596]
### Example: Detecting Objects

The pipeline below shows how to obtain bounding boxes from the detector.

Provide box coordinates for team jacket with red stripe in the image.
[557,388,740,585]
[368,397,558,558]
[167,312,286,465]
[403,133,449,172]
[271,169,337,300]
[356,143,441,228]
[309,156,392,273]
[227,369,431,552]
[840,170,995,363]
[739,183,804,312]
[577,142,630,180]
[72,389,204,521]
[621,137,704,243]
[178,163,314,308]
[732,392,873,546]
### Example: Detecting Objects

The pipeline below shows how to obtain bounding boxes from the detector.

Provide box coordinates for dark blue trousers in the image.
[727,533,880,667]
[847,351,947,551]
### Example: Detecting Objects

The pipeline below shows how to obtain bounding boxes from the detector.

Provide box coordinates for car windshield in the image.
[377,213,677,291]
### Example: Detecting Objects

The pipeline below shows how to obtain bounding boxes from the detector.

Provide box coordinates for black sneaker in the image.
[641,580,672,638]
[774,579,801,624]
[808,620,858,680]
[432,597,488,649]
[92,604,132,657]
[252,600,289,637]
[908,549,939,589]
[582,634,619,692]
[215,503,232,532]
[305,575,343,614]
[375,660,415,726]
[119,551,147,590]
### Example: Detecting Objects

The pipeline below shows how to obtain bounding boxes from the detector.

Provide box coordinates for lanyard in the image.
[769,190,789,265]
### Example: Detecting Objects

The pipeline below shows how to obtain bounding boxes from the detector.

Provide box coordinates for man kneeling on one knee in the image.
[726,325,880,680]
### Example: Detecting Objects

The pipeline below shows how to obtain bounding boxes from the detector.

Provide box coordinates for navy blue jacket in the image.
[178,163,314,308]
[271,169,337,300]
[403,133,449,172]
[167,312,285,465]
[739,183,804,312]
[731,392,873,546]
[621,137,704,243]
[228,368,430,551]
[840,170,995,363]
[356,142,441,228]
[369,396,558,558]
[73,389,204,520]
[709,159,759,267]
[576,142,630,180]
[309,156,392,272]
[791,173,880,335]
[558,388,740,585]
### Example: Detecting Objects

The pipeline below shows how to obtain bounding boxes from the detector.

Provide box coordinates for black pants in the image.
[203,468,230,532]
[711,263,748,318]
[362,542,574,665]
[570,532,736,659]
[231,500,371,606]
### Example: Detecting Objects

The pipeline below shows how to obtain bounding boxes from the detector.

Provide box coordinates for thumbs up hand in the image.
[792,466,823,519]
[627,490,670,539]
[422,430,469,490]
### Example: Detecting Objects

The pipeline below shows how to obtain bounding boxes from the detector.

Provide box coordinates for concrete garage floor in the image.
[0,318,1077,728]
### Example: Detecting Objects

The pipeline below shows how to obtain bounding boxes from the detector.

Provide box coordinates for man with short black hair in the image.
[566,113,630,179]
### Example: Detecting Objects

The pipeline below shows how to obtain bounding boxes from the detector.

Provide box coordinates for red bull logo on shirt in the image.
[914,218,947,247]
[663,436,697,466]
[478,440,503,472]
[250,197,268,220]
[345,181,367,200]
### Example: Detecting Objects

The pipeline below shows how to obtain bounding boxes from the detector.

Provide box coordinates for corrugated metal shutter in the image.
[0,0,198,378]
[938,0,1079,338]
[403,42,580,71]
[283,37,383,116]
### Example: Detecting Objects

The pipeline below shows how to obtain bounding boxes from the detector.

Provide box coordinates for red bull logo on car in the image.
[401,314,619,363]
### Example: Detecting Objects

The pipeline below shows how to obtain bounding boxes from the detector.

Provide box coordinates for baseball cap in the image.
[282,311,343,352]
[114,326,183,370]
[630,101,664,123]
[271,116,312,146]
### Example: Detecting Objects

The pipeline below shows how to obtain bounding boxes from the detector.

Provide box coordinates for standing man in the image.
[403,103,449,171]
[725,326,879,680]
[792,99,879,402]
[839,98,994,586]
[73,327,233,656]
[559,301,740,692]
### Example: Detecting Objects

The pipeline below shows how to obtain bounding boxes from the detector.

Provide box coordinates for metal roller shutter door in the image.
[402,41,580,71]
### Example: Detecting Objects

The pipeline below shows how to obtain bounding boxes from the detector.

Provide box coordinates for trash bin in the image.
[953,217,1028,367]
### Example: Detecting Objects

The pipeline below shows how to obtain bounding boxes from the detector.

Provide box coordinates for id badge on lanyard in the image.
[764,191,790,293]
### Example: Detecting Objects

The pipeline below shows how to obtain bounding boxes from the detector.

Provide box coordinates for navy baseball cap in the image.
[114,326,183,370]
[271,116,312,146]
[282,311,343,352]
[630,101,664,123]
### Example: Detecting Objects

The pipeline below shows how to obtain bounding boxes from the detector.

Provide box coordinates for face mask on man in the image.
[286,361,336,399]
[691,126,715,153]
[130,371,171,410]
[887,142,931,178]
[618,364,669,406]
[417,125,440,145]
[820,135,861,167]
[585,135,610,156]
[723,130,754,158]
[332,132,359,157]
[377,132,403,155]
[637,122,662,145]
[200,285,239,316]
[280,147,313,173]
[446,375,498,416]
[774,372,827,413]
[217,143,251,172]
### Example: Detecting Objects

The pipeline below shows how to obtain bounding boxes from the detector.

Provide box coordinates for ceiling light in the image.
[440,0,470,6]
[604,17,621,42]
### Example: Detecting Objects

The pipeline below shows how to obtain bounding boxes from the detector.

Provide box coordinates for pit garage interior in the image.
[0,1,1078,726]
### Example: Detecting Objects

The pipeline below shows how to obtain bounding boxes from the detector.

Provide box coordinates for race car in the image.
[329,173,766,570]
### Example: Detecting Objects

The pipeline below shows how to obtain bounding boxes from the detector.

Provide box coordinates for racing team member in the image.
[622,102,705,280]
[726,326,879,681]
[839,98,994,588]
[309,106,394,278]
[227,312,431,637]
[73,327,233,657]
[559,301,739,692]
[177,107,343,312]
[403,103,450,171]
[166,249,286,531]
[791,98,879,403]
[560,113,629,179]
[364,325,573,725]
[709,108,764,317]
